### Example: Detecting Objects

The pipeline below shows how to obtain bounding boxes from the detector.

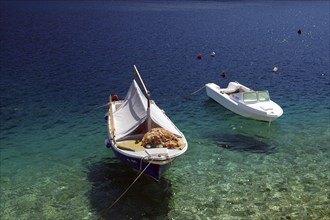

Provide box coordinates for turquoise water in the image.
[1,1,329,219]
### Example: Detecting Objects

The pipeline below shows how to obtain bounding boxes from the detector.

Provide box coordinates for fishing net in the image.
[142,128,183,149]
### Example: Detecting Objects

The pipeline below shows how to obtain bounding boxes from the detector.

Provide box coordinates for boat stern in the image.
[111,147,174,181]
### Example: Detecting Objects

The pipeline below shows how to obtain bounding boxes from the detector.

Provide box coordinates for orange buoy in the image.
[197,54,202,59]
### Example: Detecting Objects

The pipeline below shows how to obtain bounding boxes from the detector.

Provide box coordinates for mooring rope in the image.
[190,85,205,95]
[94,102,110,109]
[98,158,154,219]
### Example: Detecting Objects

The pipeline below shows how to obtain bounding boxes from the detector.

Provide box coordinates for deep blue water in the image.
[1,1,329,219]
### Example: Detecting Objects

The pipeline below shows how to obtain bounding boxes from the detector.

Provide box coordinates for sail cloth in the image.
[113,80,182,141]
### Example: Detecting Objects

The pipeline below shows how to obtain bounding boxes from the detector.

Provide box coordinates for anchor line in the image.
[190,85,206,95]
[98,158,154,219]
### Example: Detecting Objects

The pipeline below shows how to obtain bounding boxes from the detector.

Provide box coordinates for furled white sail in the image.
[113,80,182,141]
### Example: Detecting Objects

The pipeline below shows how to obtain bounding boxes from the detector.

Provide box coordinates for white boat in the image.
[105,65,188,180]
[205,81,283,122]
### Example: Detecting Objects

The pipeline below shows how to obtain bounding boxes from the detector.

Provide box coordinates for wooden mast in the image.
[109,95,115,143]
[133,65,151,131]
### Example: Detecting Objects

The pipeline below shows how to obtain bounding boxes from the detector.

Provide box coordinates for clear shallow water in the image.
[0,0,329,219]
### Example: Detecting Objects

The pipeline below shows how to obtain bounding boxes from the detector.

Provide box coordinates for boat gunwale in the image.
[110,137,188,161]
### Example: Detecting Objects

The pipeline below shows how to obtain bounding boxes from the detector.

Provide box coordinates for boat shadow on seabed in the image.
[85,157,173,220]
[211,133,277,154]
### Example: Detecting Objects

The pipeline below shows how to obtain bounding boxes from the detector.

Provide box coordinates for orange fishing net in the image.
[142,128,182,149]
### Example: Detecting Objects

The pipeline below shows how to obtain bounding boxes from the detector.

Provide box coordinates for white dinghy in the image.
[205,81,283,122]
[105,65,188,180]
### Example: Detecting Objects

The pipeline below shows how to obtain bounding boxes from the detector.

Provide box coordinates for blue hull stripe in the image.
[111,148,172,180]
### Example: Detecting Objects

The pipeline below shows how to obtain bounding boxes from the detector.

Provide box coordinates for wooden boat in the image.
[205,81,283,122]
[105,65,188,181]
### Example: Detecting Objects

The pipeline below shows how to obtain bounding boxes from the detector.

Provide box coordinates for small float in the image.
[220,71,228,78]
[205,81,283,122]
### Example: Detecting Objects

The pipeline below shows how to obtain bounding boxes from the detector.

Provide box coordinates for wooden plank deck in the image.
[117,140,145,152]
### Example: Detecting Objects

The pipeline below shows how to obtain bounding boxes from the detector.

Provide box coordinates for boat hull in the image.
[108,140,173,181]
[206,83,282,122]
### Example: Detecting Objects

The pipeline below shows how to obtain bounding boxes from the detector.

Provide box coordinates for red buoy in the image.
[220,71,228,78]
[197,54,202,59]
[112,94,119,101]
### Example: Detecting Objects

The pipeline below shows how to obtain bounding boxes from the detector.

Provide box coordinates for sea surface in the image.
[0,0,329,219]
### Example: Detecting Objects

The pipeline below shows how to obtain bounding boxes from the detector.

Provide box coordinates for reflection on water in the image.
[86,157,172,220]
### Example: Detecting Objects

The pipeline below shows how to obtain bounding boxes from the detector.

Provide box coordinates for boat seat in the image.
[221,88,238,94]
